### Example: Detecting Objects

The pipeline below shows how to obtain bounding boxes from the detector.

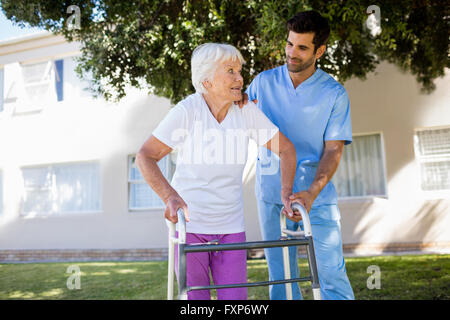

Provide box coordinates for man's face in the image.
[285,31,317,73]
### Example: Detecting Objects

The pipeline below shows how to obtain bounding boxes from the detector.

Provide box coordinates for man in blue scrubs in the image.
[245,11,355,300]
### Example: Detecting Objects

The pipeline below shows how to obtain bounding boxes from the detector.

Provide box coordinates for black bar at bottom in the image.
[188,276,312,291]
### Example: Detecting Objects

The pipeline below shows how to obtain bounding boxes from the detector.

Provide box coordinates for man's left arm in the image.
[289,140,344,216]
[289,87,352,219]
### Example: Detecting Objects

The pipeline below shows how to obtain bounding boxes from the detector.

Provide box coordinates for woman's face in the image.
[205,59,243,103]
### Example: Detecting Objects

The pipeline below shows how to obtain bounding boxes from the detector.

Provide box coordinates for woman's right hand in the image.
[164,194,189,224]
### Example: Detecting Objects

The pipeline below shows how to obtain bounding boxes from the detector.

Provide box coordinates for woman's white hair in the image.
[191,43,245,93]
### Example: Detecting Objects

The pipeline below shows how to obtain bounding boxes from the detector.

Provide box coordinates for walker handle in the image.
[280,203,312,238]
[176,208,187,243]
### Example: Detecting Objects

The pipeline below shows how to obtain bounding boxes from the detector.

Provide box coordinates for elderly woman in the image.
[136,43,297,300]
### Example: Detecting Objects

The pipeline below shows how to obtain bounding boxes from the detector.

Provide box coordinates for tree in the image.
[2,0,448,104]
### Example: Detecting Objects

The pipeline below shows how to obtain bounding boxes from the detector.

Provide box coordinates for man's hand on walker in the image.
[289,190,316,215]
[235,92,257,109]
[164,194,189,223]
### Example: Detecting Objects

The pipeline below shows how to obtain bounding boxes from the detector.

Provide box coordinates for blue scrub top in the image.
[246,64,352,210]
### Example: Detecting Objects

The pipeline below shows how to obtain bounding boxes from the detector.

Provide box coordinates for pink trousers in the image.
[175,231,248,300]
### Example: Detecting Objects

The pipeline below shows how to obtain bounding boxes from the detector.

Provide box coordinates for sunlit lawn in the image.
[0,254,448,300]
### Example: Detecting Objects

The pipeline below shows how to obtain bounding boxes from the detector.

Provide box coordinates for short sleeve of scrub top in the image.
[324,88,353,145]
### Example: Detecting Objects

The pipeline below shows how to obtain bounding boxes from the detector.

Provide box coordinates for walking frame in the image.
[167,202,321,300]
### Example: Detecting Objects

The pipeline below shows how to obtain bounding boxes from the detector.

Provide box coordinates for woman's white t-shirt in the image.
[152,93,278,234]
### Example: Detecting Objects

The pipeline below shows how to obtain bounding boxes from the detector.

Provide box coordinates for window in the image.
[414,127,450,191]
[12,59,63,114]
[21,161,101,216]
[333,133,387,198]
[128,154,176,210]
[20,61,54,112]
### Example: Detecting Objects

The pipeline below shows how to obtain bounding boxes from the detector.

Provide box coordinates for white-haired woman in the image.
[136,43,297,300]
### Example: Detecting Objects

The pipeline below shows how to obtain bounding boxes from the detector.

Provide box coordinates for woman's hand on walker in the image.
[281,190,296,220]
[283,190,316,223]
[164,194,189,223]
[283,201,304,223]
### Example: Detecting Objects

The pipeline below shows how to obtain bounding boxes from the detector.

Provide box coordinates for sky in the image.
[0,9,44,42]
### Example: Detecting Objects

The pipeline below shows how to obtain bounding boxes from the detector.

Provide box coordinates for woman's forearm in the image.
[265,132,297,198]
[136,152,178,204]
[280,145,297,197]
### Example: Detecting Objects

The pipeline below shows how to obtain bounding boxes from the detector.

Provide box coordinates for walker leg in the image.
[167,224,176,300]
[280,212,293,300]
[306,237,322,300]
[282,246,293,300]
[280,204,321,300]
[178,243,188,300]
[312,287,322,300]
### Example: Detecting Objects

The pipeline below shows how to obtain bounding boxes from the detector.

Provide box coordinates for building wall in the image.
[339,62,450,252]
[0,34,449,258]
[0,35,177,250]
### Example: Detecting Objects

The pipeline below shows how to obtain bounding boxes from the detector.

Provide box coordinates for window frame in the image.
[20,160,103,217]
[413,125,450,197]
[14,60,55,114]
[10,57,65,115]
[335,131,389,201]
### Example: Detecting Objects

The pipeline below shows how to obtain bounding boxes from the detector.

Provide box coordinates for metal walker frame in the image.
[167,203,321,300]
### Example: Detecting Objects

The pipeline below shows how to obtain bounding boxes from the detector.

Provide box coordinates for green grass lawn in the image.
[0,254,448,300]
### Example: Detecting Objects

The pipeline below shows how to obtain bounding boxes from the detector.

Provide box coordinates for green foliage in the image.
[2,0,448,103]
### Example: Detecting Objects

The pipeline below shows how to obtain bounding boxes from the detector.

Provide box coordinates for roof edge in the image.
[0,30,55,47]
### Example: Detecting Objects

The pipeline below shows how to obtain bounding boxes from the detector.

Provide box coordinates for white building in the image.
[0,33,449,262]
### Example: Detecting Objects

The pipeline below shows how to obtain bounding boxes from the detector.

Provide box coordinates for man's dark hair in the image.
[286,11,330,52]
